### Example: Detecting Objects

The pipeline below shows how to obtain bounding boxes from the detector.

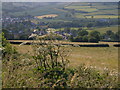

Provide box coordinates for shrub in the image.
[88,36,99,43]
[72,64,118,88]
[2,32,17,61]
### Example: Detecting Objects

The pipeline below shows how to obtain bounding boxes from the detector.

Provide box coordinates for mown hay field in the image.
[35,14,58,19]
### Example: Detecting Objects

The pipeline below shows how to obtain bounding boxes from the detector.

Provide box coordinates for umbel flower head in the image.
[29,33,37,38]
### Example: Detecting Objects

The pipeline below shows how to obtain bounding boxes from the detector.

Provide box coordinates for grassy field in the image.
[12,43,118,73]
[75,13,118,19]
[52,25,118,34]
[92,25,118,33]
[76,8,98,12]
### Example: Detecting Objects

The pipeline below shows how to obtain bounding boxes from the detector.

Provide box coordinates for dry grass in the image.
[67,46,118,72]
[9,40,119,48]
[35,14,58,19]
[12,43,118,73]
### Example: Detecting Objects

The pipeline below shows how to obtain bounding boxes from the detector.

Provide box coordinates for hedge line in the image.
[78,44,109,47]
[113,44,120,47]
[9,41,110,47]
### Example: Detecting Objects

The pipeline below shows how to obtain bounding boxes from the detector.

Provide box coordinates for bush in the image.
[88,36,99,43]
[33,64,118,88]
[70,64,118,88]
[2,32,17,60]
[73,36,83,42]
[82,35,88,42]
[78,30,88,36]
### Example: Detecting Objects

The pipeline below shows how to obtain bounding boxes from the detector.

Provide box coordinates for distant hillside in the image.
[2,2,68,17]
[2,2,118,19]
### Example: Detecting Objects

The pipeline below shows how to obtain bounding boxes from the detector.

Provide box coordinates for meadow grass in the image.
[12,44,118,73]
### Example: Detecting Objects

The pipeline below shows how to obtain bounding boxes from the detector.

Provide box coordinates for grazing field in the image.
[93,25,118,33]
[75,13,118,18]
[65,6,92,9]
[87,25,118,33]
[76,8,98,12]
[12,43,118,72]
[51,25,118,34]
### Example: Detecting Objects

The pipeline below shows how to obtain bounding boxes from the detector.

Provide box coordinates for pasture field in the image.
[53,25,118,34]
[65,6,91,9]
[75,13,118,18]
[76,8,98,12]
[91,25,118,33]
[12,42,118,72]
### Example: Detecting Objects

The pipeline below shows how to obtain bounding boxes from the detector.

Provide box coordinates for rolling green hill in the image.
[2,2,118,19]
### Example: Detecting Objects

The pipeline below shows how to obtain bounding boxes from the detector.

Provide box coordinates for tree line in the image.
[69,29,119,43]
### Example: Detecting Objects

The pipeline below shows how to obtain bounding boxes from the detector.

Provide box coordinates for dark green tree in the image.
[78,30,88,36]
[89,31,101,42]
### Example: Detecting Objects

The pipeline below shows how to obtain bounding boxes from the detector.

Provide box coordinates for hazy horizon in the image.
[2,0,120,2]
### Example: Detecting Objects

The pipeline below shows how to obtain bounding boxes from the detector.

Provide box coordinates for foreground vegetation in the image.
[2,33,119,88]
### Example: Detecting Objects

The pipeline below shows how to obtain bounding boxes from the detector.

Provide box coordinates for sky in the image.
[1,0,120,2]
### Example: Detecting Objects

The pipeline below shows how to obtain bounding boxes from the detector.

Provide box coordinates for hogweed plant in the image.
[30,34,70,73]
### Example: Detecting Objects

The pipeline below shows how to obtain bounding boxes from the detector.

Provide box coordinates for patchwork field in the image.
[64,2,118,19]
